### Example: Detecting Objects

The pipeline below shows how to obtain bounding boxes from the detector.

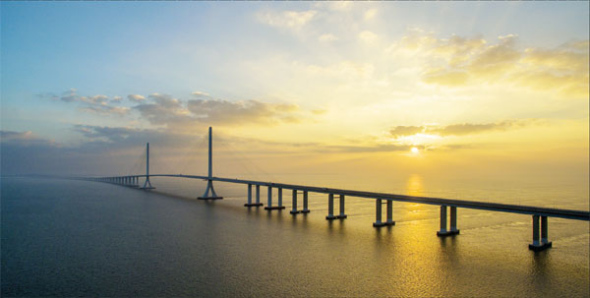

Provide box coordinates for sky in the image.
[1,2,589,180]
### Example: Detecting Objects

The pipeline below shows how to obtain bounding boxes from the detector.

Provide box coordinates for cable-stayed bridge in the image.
[79,127,589,252]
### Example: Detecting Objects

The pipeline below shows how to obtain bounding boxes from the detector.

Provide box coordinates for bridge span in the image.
[82,127,589,252]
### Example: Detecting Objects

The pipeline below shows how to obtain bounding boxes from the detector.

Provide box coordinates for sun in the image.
[411,147,419,154]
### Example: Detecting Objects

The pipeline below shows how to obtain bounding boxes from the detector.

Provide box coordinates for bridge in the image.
[81,127,589,252]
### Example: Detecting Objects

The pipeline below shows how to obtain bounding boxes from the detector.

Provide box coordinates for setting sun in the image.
[411,147,420,154]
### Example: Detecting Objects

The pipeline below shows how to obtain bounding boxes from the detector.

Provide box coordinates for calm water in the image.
[1,175,589,297]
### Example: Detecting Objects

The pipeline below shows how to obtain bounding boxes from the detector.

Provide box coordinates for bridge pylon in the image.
[198,127,223,200]
[140,142,156,190]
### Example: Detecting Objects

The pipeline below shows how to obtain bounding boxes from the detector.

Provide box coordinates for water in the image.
[2,175,589,297]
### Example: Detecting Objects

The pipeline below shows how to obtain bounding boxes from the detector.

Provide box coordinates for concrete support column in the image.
[265,186,285,210]
[541,216,551,245]
[450,206,459,233]
[255,185,261,205]
[326,194,336,220]
[290,190,300,215]
[437,205,459,236]
[338,194,347,219]
[374,199,395,227]
[373,199,383,227]
[244,184,262,207]
[530,215,552,251]
[302,191,310,213]
[532,215,540,246]
[248,184,252,204]
[386,200,395,225]
[439,205,448,233]
[278,188,283,208]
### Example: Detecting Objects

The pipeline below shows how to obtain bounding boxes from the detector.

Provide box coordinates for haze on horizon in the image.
[1,2,588,181]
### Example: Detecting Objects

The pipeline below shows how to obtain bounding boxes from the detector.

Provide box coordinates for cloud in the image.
[396,31,589,97]
[422,69,469,86]
[41,89,130,116]
[390,120,531,138]
[127,94,146,102]
[257,10,317,30]
[432,121,524,136]
[134,93,193,126]
[186,99,300,125]
[73,125,135,143]
[57,89,111,105]
[325,144,412,153]
[191,91,210,98]
[79,105,129,116]
[132,93,305,128]
[43,88,314,129]
[0,130,57,147]
[72,125,175,145]
[60,88,79,103]
[390,126,424,137]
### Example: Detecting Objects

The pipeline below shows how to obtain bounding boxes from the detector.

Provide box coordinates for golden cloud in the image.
[395,31,589,98]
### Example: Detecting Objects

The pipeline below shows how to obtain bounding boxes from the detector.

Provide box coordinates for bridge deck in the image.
[134,174,589,221]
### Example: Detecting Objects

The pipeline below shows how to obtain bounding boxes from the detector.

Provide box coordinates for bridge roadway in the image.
[144,174,589,221]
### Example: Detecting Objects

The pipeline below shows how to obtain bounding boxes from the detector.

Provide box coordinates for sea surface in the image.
[1,174,589,297]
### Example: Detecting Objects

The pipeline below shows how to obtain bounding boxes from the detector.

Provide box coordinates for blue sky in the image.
[1,2,588,176]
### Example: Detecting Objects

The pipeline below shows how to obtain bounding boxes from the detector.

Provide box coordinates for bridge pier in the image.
[339,194,347,219]
[326,194,346,220]
[290,189,301,214]
[302,191,310,213]
[374,199,395,227]
[256,185,261,205]
[386,200,395,226]
[265,186,285,211]
[437,205,460,236]
[529,215,552,251]
[245,184,263,207]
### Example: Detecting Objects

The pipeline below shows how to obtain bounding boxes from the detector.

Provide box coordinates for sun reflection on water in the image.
[406,174,425,214]
[407,174,424,197]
